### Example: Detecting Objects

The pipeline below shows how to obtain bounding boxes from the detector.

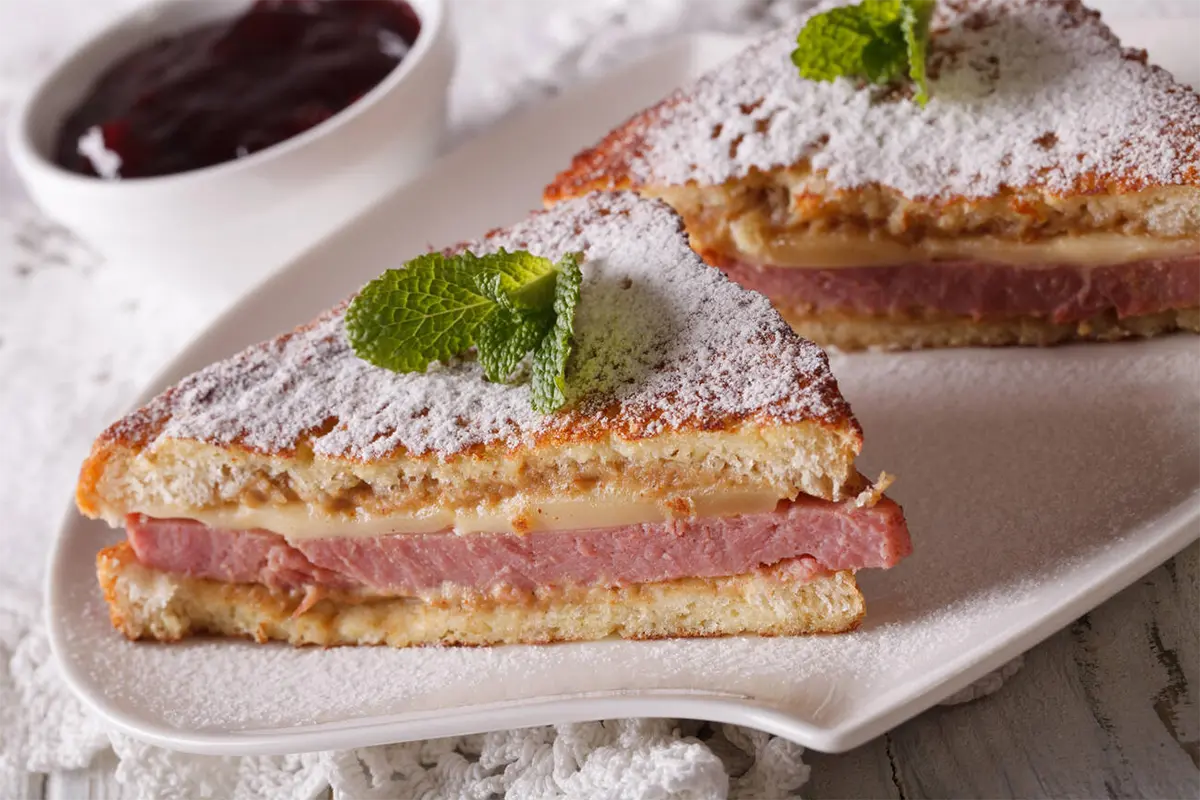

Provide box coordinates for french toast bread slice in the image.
[98,542,866,646]
[78,192,864,534]
[78,192,908,646]
[545,0,1200,350]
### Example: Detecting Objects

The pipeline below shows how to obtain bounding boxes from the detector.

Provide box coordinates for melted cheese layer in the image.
[725,228,1200,269]
[136,489,787,542]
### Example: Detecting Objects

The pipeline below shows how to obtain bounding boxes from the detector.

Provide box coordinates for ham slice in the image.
[713,252,1200,322]
[124,494,911,596]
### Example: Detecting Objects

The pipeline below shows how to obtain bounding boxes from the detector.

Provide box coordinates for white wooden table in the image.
[2,0,1197,797]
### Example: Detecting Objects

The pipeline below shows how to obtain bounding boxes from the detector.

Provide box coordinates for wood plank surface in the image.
[2,771,44,800]
[807,543,1200,799]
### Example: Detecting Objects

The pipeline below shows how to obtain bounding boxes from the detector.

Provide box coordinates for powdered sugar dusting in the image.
[630,0,1200,197]
[143,193,846,459]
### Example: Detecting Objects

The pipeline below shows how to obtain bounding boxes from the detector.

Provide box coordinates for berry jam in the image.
[54,0,421,179]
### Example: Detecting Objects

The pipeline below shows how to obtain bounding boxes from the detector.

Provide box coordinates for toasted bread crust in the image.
[77,418,863,530]
[77,194,865,528]
[644,179,1200,259]
[547,127,1200,244]
[544,2,1200,209]
[80,305,855,458]
[97,543,865,646]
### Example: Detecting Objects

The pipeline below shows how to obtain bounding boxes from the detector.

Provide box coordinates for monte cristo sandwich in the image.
[545,0,1200,350]
[76,192,910,647]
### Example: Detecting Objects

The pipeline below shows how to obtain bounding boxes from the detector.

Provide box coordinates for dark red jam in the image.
[54,0,421,179]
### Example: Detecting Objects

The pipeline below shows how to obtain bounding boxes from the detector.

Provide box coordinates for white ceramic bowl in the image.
[6,0,454,301]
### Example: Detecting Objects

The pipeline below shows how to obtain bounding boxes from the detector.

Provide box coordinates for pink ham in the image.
[124,494,910,595]
[122,517,358,590]
[713,253,1200,322]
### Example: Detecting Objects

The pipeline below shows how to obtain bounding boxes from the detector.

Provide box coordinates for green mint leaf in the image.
[476,306,553,383]
[864,0,902,25]
[472,249,558,310]
[347,248,586,414]
[861,35,908,83]
[792,0,934,101]
[345,252,495,373]
[792,5,885,82]
[530,252,583,414]
[473,257,558,382]
[474,271,523,314]
[901,0,935,106]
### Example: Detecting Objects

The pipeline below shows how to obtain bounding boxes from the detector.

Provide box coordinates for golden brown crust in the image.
[76,398,175,518]
[76,194,866,527]
[547,128,1200,231]
[545,106,1200,215]
[82,197,855,468]
[97,543,865,647]
[82,307,339,464]
[81,366,856,477]
[779,306,1200,351]
[545,3,1200,209]
[542,105,657,205]
[76,418,863,531]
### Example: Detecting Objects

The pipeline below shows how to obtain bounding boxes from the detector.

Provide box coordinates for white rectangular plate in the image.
[48,26,1200,756]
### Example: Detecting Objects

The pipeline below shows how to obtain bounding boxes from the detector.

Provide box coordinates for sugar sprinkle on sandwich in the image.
[546,0,1200,349]
[78,192,910,647]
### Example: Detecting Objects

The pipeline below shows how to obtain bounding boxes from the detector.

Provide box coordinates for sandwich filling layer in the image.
[98,543,869,645]
[653,184,1200,270]
[716,230,1199,271]
[132,485,799,539]
[709,251,1200,323]
[123,493,910,598]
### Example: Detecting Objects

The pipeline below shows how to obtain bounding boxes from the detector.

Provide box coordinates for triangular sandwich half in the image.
[545,0,1200,350]
[76,192,910,648]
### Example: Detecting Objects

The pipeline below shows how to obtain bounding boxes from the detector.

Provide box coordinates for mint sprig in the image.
[530,252,582,414]
[343,252,494,374]
[344,249,584,413]
[792,0,935,106]
[476,304,553,384]
[901,0,934,106]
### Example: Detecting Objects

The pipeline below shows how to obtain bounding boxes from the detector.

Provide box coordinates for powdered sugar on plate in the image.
[137,192,846,460]
[628,0,1200,197]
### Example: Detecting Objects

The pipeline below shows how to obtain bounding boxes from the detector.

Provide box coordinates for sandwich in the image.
[544,0,1200,350]
[76,191,911,648]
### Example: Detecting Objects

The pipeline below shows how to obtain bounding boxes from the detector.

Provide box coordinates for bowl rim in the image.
[5,0,448,191]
